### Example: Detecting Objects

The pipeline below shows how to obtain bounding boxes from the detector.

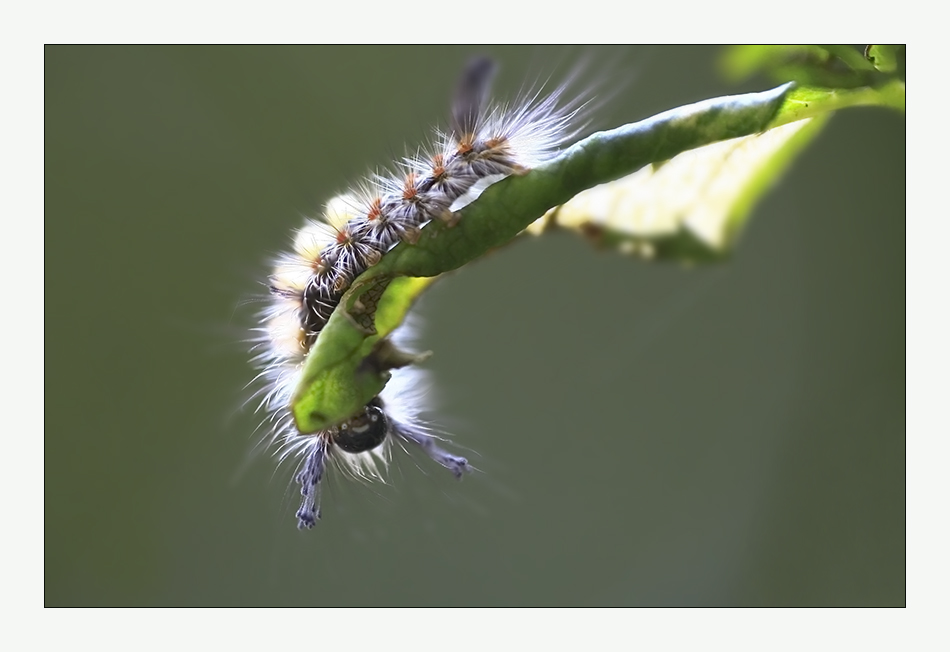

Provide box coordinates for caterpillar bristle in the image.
[249,55,592,527]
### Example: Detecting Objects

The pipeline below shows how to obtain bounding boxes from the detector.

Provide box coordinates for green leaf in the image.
[721,45,861,88]
[817,45,877,73]
[865,45,905,75]
[533,115,829,263]
[721,45,829,82]
[720,45,899,90]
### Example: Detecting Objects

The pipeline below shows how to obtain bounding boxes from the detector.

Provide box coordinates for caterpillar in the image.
[249,56,589,529]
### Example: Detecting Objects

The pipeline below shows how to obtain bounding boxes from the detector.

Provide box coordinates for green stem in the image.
[292,79,905,433]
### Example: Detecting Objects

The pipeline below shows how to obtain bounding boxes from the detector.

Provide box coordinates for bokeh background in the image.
[45,45,905,606]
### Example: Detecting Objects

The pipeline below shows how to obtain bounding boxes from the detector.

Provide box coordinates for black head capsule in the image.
[332,404,389,454]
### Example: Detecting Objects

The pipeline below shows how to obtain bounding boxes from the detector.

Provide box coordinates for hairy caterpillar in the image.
[249,57,589,528]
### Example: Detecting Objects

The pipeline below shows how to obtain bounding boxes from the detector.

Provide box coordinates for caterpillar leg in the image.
[389,418,470,479]
[294,438,327,529]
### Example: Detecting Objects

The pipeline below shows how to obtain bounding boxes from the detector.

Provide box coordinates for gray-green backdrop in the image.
[46,45,905,606]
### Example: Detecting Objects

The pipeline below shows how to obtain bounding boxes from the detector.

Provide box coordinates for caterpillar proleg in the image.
[249,56,589,528]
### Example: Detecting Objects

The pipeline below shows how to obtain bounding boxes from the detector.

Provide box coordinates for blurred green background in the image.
[45,45,904,606]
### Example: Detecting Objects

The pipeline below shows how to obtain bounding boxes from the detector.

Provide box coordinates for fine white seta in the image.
[249,56,590,528]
